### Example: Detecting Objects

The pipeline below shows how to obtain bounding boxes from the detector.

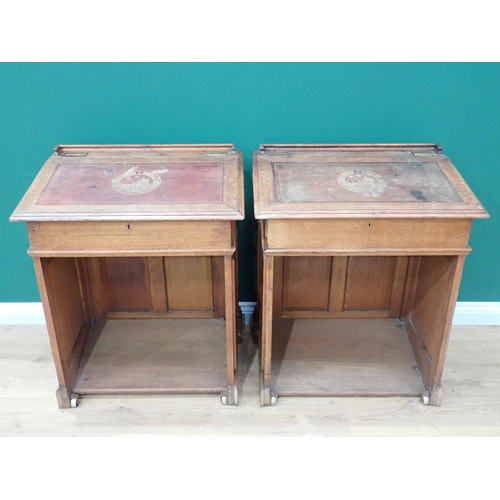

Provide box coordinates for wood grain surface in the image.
[72,319,227,394]
[265,218,473,254]
[271,318,425,396]
[272,255,407,318]
[1,324,500,436]
[253,145,488,219]
[11,144,244,410]
[27,220,233,256]
[11,144,244,221]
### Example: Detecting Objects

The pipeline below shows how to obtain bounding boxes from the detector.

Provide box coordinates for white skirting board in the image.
[0,302,499,326]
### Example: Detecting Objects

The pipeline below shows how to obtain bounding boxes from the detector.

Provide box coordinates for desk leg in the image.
[260,252,276,406]
[252,221,264,343]
[429,254,465,406]
[223,253,238,405]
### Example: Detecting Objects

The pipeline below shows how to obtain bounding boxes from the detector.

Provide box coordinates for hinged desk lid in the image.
[11,144,244,221]
[253,144,488,219]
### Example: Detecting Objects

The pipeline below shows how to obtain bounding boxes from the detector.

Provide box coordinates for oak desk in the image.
[11,144,244,408]
[253,144,488,406]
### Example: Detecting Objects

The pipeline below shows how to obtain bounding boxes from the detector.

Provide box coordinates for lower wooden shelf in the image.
[73,318,227,395]
[271,318,425,397]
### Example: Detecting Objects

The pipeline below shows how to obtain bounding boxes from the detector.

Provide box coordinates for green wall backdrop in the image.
[0,63,498,302]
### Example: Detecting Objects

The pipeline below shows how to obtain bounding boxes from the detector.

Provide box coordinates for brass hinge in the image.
[206,151,229,156]
[411,151,440,156]
[207,145,236,156]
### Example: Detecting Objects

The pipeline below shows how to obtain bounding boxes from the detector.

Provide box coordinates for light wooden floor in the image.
[1,323,500,437]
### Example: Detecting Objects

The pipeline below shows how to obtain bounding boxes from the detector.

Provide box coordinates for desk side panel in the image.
[403,255,465,401]
[33,257,94,401]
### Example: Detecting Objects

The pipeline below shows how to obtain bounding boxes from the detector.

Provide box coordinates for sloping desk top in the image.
[253,144,488,219]
[11,144,244,222]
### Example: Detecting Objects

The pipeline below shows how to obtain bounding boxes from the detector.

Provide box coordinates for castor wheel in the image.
[421,390,430,405]
[70,394,79,408]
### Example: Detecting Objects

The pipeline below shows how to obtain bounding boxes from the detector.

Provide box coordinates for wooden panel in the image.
[102,257,153,312]
[409,257,453,362]
[272,255,407,317]
[406,255,464,393]
[75,258,93,324]
[282,257,332,311]
[271,318,424,396]
[73,319,227,393]
[272,257,284,318]
[86,257,107,319]
[266,218,472,253]
[148,257,168,314]
[400,256,419,319]
[34,257,92,395]
[344,257,396,311]
[328,256,348,313]
[211,257,225,318]
[164,257,213,312]
[27,220,233,255]
[42,258,88,361]
[32,258,66,388]
[389,256,409,317]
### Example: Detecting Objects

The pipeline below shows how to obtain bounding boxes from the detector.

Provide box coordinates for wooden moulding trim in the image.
[106,311,215,319]
[75,387,227,395]
[263,248,472,256]
[255,211,489,220]
[55,144,236,154]
[259,143,442,152]
[27,248,237,258]
[11,212,245,222]
[237,155,245,224]
[281,310,392,319]
[275,390,423,397]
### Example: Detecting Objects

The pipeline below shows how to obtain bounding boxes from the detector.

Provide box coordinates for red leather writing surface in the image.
[37,163,224,205]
